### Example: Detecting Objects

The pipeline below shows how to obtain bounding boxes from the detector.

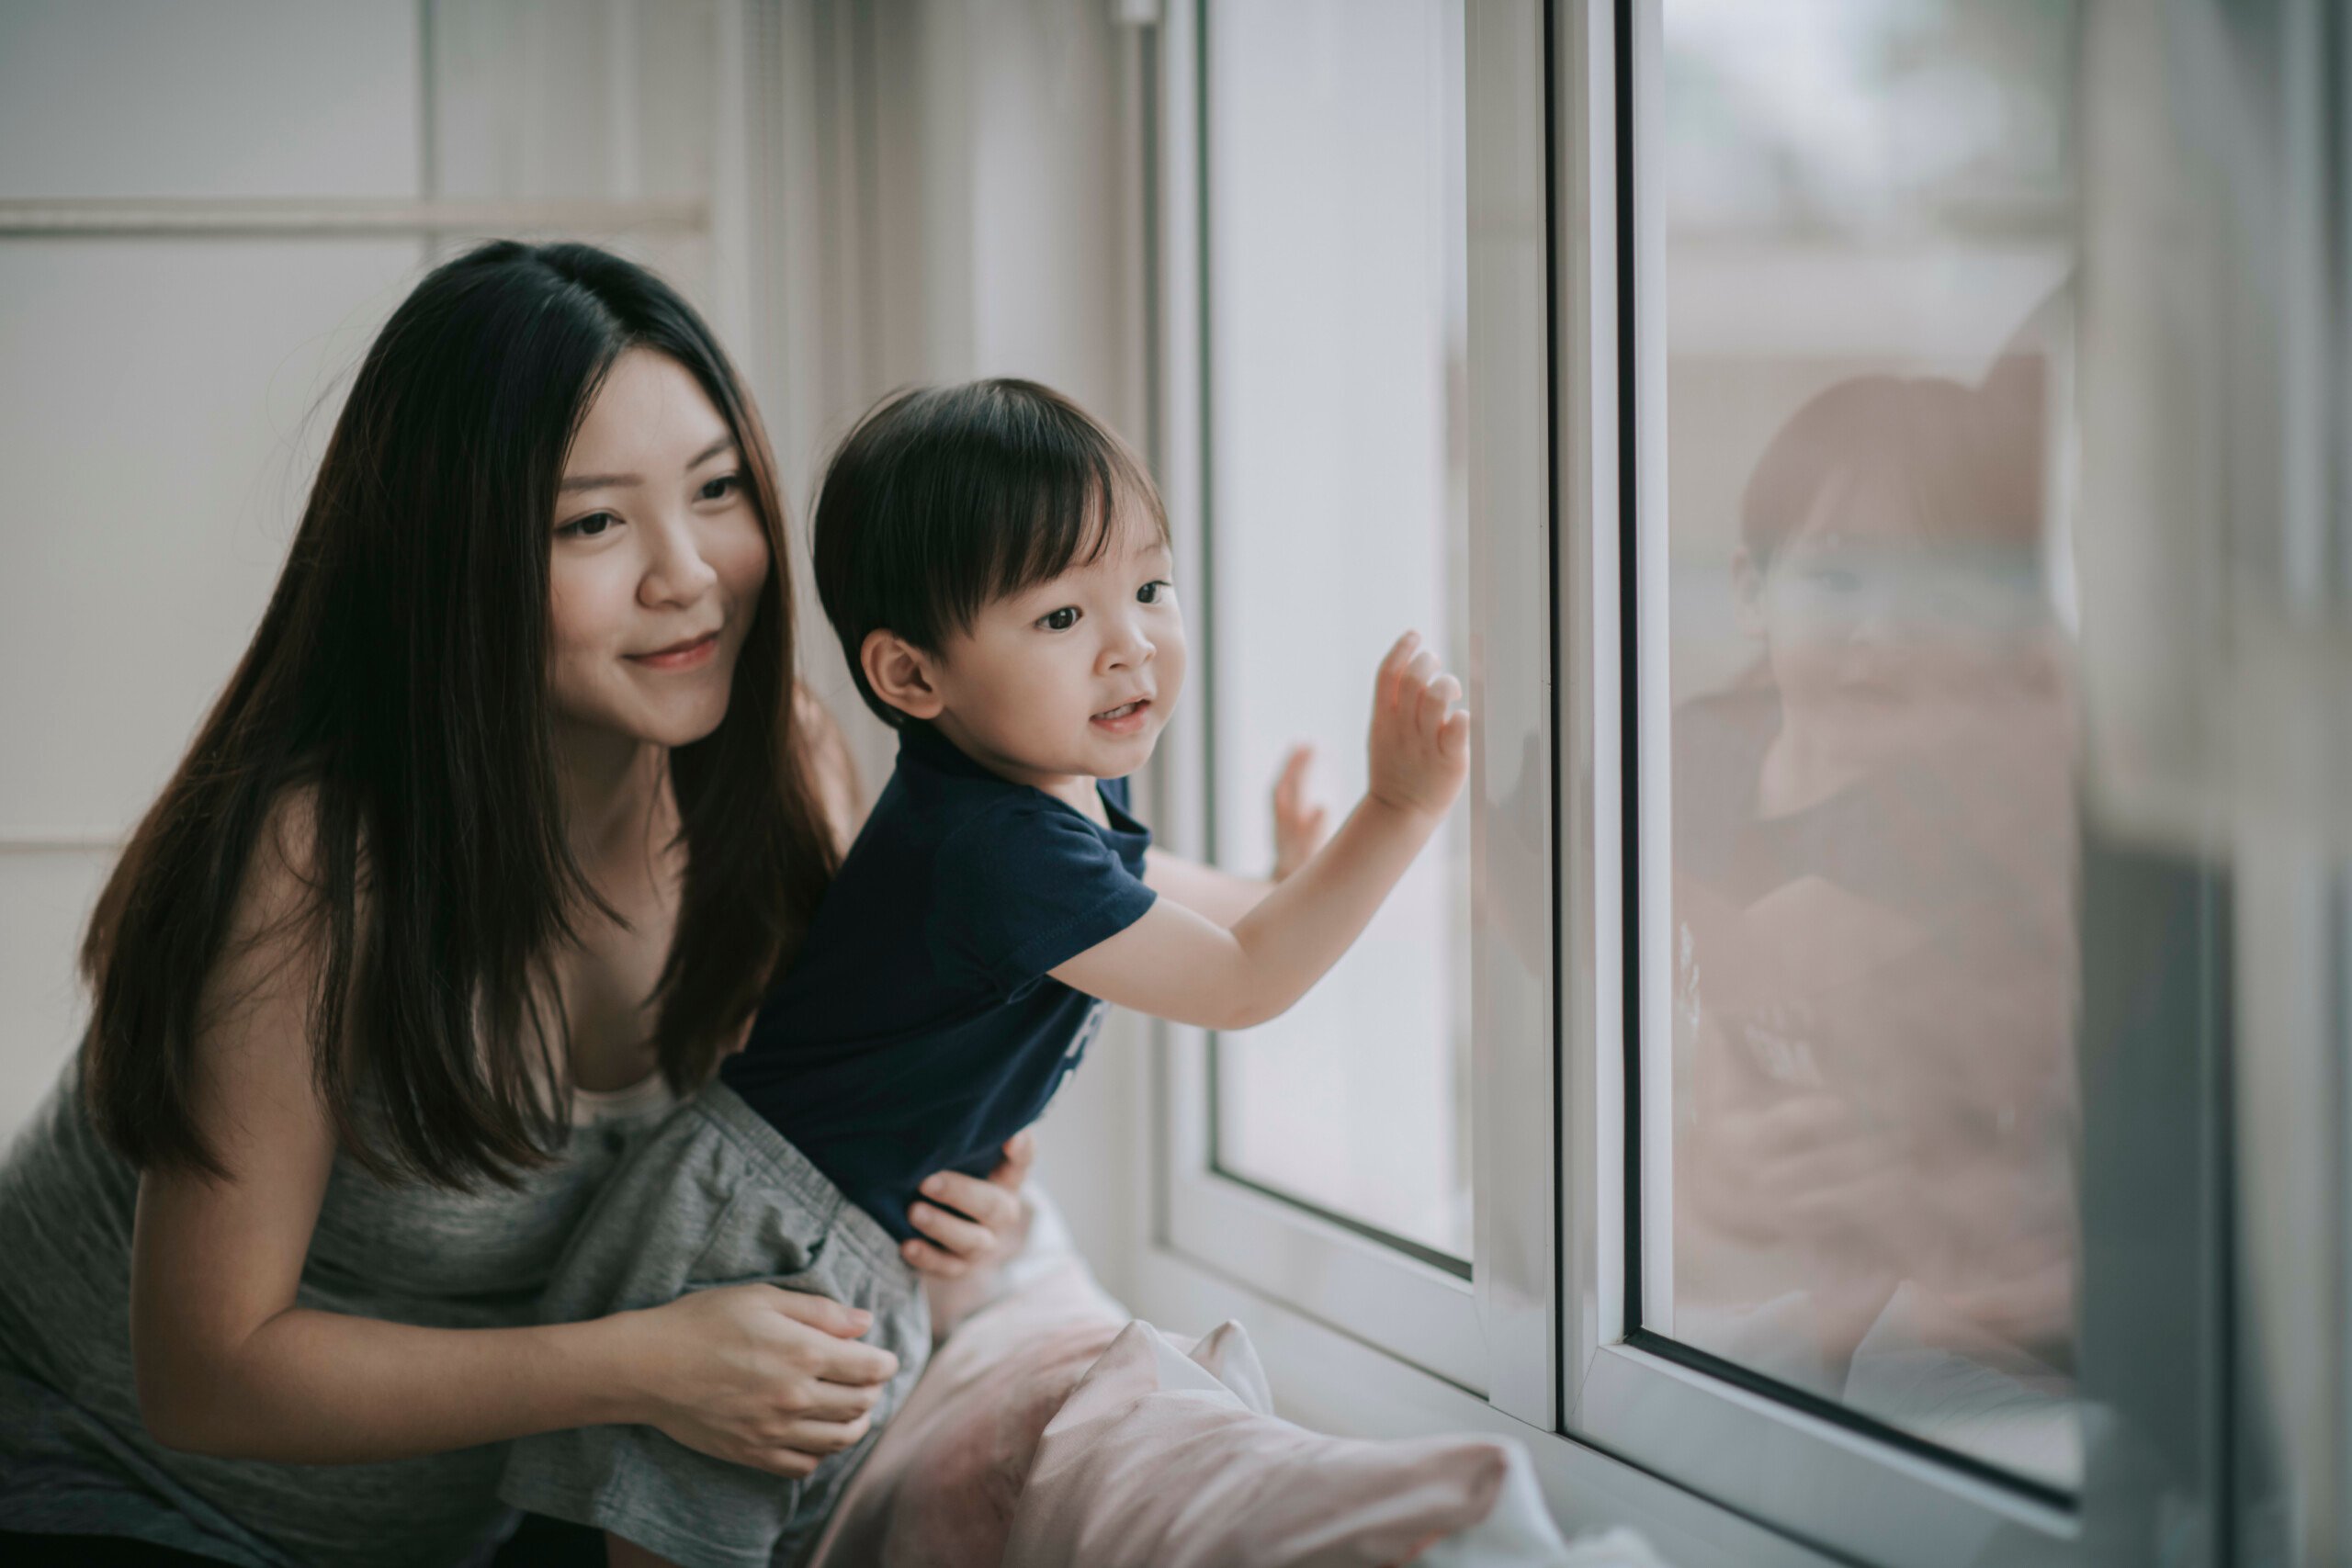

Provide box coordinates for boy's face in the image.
[924,510,1186,795]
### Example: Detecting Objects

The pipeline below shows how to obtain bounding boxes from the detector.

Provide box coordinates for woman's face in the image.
[547,348,771,753]
[1736,465,2052,771]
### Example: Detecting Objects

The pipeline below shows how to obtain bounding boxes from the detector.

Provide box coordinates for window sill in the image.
[1128,1242,1846,1568]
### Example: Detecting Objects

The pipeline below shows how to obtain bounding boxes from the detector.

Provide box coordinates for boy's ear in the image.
[861,629,947,721]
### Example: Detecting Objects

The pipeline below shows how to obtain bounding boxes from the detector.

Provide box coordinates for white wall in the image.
[0,0,427,1135]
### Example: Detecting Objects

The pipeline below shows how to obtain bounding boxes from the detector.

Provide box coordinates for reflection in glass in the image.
[1661,0,2083,1489]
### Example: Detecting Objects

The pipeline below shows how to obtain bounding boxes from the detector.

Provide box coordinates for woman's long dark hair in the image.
[82,241,838,1187]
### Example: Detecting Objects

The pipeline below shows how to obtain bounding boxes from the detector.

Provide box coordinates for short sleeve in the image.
[929,795,1157,998]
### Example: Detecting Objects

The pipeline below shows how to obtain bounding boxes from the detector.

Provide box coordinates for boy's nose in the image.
[1099,616,1154,671]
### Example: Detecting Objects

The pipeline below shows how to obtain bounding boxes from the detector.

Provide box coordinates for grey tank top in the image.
[0,1049,675,1567]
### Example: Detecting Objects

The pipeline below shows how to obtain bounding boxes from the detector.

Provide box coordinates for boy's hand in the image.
[1271,744,1331,880]
[1367,631,1469,818]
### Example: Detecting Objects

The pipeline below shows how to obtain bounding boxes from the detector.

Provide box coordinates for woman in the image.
[0,242,1035,1566]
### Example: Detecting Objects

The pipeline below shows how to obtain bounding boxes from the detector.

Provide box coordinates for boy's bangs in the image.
[940,412,1162,633]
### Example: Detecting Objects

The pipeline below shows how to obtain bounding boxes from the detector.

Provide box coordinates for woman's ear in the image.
[862,629,946,721]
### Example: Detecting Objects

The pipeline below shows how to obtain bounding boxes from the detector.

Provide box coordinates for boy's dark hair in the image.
[813,378,1168,728]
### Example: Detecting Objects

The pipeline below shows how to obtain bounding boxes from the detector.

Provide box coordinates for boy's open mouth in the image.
[1091,697,1151,731]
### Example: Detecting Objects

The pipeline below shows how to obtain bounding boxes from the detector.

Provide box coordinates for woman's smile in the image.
[628,630,722,671]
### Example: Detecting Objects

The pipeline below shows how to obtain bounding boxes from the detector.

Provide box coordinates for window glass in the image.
[1657,0,2084,1489]
[1203,0,1472,1261]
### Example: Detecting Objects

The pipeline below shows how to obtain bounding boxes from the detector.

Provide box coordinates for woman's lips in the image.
[628,631,720,671]
[1091,698,1152,735]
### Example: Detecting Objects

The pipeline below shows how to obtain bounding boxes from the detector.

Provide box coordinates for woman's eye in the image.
[1038,606,1081,631]
[557,512,618,540]
[1137,581,1174,604]
[698,472,742,502]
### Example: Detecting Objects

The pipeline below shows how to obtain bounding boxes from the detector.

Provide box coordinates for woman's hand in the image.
[900,1130,1037,1279]
[1271,743,1331,880]
[625,1285,899,1479]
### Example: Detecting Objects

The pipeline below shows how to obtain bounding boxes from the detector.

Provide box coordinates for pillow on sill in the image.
[1001,1316,1546,1568]
[805,1246,1633,1568]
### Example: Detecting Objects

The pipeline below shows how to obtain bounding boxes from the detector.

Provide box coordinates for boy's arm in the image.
[1143,850,1271,929]
[1142,743,1329,928]
[1056,634,1465,1031]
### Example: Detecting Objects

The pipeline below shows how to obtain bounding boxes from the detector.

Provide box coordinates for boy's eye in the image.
[1137,581,1174,605]
[557,511,619,540]
[698,472,742,502]
[1038,606,1081,631]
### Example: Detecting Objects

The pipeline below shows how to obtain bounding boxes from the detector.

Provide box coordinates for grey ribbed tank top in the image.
[0,1050,674,1567]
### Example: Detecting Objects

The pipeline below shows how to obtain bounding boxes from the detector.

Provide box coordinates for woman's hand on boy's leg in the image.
[901,1131,1036,1280]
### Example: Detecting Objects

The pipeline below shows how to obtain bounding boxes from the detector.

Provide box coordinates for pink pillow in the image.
[1001,1318,1516,1568]
[803,1258,1127,1568]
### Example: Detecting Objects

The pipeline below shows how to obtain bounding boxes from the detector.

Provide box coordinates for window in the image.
[1148,1,2324,1562]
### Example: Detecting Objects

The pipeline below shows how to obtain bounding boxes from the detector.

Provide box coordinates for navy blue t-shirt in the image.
[720,721,1157,1240]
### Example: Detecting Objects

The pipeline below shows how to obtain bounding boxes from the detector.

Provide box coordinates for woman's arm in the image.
[132,799,896,1476]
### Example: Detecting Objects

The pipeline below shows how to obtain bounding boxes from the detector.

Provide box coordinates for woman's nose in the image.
[639,513,720,607]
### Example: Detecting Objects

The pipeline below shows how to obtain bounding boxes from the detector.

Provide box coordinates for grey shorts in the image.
[500,1083,928,1568]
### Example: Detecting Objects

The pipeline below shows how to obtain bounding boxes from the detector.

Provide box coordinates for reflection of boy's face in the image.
[1736,467,2051,764]
[926,508,1188,799]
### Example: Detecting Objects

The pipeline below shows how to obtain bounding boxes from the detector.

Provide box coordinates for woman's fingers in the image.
[899,1236,969,1279]
[919,1169,1015,1234]
[804,1333,899,1386]
[986,1129,1038,1190]
[772,1411,874,1461]
[763,1286,872,1339]
[795,1379,883,1423]
[904,1199,994,1261]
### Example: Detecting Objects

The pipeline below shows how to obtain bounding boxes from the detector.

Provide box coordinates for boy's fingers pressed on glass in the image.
[1442,709,1472,758]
